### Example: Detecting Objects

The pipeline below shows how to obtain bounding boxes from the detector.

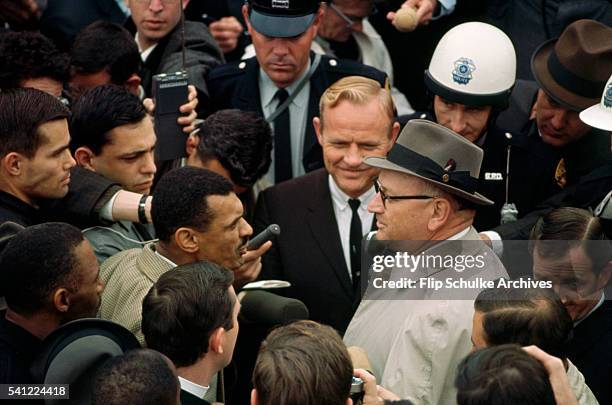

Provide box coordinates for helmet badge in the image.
[452,57,476,85]
[604,83,612,109]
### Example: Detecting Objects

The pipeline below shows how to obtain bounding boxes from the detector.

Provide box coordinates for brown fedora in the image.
[364,119,493,206]
[531,19,612,112]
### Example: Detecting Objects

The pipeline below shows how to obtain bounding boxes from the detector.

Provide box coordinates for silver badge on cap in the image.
[452,57,476,85]
[272,0,290,9]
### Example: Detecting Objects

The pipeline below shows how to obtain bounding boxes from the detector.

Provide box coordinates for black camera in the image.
[350,376,365,405]
[152,70,189,161]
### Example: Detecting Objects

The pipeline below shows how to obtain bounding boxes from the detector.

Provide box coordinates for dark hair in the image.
[152,167,233,242]
[0,31,69,89]
[195,109,272,188]
[0,222,84,314]
[69,84,147,154]
[456,344,555,405]
[252,320,353,405]
[92,348,178,405]
[71,21,142,85]
[530,207,612,274]
[474,287,572,358]
[0,88,69,158]
[142,261,235,367]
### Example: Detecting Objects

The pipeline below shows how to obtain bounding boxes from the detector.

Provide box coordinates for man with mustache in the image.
[0,222,104,384]
[206,0,387,184]
[98,166,265,346]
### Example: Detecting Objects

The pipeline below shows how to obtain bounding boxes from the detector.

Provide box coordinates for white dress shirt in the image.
[328,175,375,278]
[179,376,209,400]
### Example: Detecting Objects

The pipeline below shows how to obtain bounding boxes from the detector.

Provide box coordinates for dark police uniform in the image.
[205,53,388,175]
[399,112,558,231]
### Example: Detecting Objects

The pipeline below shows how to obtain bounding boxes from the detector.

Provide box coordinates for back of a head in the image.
[69,84,147,154]
[92,348,179,405]
[71,21,141,86]
[152,167,233,243]
[0,222,84,315]
[0,88,69,159]
[530,207,612,274]
[0,31,69,89]
[456,344,555,405]
[252,320,353,405]
[474,287,572,358]
[196,109,272,188]
[142,261,235,367]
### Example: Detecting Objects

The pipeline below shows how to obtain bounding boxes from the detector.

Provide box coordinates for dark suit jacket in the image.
[253,169,366,333]
[206,54,387,175]
[180,389,211,405]
[567,299,612,404]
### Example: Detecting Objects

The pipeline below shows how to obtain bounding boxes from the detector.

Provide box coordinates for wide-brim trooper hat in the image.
[364,119,493,206]
[30,318,140,405]
[531,19,612,112]
[580,74,612,131]
[248,0,320,38]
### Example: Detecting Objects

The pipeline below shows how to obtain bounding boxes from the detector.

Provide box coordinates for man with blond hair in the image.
[253,76,400,332]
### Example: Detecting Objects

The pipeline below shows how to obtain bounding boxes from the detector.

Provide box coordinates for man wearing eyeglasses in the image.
[206,0,387,185]
[343,119,508,404]
[314,0,413,115]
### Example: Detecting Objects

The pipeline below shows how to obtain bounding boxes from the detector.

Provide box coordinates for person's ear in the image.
[2,153,24,176]
[174,227,200,253]
[427,197,452,232]
[209,327,226,355]
[596,261,612,290]
[312,4,325,30]
[124,74,142,96]
[74,147,96,171]
[346,398,353,405]
[186,134,199,157]
[242,5,252,32]
[182,0,191,10]
[389,122,400,147]
[53,288,71,313]
[250,389,259,405]
[313,116,324,146]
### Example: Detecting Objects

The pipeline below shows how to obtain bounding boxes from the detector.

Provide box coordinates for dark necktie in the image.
[273,88,292,183]
[348,198,362,292]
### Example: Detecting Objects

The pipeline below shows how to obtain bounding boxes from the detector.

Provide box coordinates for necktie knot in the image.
[275,88,289,103]
[348,198,361,213]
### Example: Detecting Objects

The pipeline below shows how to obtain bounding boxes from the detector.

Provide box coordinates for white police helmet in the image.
[579,74,612,131]
[425,22,517,108]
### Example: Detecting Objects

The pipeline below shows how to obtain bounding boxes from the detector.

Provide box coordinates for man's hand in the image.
[353,369,401,405]
[523,346,578,405]
[143,85,199,133]
[209,16,243,54]
[233,241,272,288]
[387,0,438,27]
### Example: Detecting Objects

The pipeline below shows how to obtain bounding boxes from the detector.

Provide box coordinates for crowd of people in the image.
[0,0,611,404]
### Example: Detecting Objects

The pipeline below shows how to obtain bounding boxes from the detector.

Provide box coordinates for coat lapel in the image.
[236,59,265,116]
[306,170,354,298]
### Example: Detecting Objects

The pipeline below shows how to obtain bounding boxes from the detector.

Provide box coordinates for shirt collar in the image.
[135,32,157,62]
[179,376,209,399]
[259,58,311,110]
[328,174,375,211]
[447,227,471,241]
[154,248,177,267]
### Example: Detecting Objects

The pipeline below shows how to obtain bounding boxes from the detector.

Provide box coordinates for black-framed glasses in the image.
[374,179,434,208]
[328,2,377,28]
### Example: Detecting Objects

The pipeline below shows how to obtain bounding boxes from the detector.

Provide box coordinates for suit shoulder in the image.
[262,170,327,202]
[319,55,387,86]
[206,57,254,83]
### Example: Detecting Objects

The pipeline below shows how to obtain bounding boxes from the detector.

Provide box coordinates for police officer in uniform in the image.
[205,0,387,184]
[399,22,557,232]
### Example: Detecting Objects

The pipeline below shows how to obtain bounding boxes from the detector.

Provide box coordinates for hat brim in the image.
[580,104,612,131]
[531,39,600,112]
[249,9,316,38]
[365,156,494,206]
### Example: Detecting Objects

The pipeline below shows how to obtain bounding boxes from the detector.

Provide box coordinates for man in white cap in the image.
[343,119,508,404]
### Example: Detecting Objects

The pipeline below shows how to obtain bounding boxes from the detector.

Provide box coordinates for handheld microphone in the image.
[500,132,518,224]
[247,224,281,250]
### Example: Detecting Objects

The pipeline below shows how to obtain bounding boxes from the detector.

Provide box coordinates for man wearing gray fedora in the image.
[343,119,508,404]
